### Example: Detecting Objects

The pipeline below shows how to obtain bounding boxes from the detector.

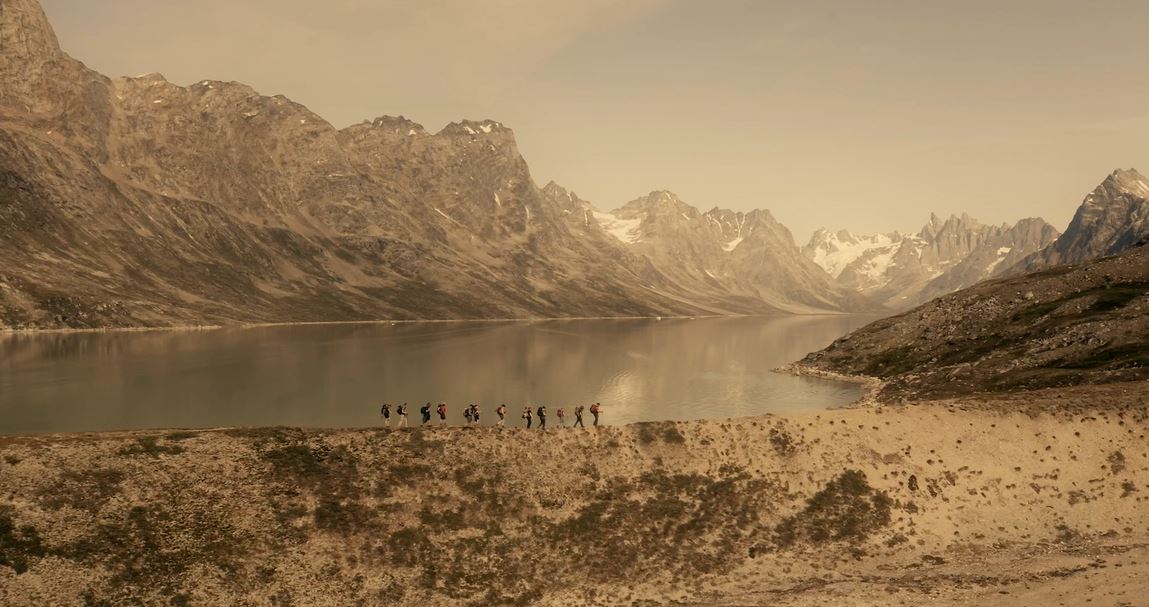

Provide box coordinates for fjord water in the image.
[0,316,877,435]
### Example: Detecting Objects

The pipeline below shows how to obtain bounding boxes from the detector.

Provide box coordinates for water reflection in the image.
[0,315,879,435]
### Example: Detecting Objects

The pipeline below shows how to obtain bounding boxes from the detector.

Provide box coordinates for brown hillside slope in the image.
[2,390,1148,606]
[794,242,1149,402]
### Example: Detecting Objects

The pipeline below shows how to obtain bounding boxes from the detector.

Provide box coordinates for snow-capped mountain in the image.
[804,214,1059,309]
[586,191,845,313]
[802,229,905,290]
[1004,168,1149,276]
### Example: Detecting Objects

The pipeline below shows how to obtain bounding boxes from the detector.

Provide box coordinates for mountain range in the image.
[1,0,1147,329]
[802,214,1061,308]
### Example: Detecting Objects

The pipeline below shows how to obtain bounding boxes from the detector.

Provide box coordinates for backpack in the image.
[590,404,600,414]
[536,407,544,417]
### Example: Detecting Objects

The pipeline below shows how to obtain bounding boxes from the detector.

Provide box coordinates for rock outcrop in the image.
[1004,168,1149,275]
[796,241,1149,401]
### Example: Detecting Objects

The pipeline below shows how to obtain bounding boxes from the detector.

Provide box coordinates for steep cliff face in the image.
[1005,168,1149,275]
[0,0,723,329]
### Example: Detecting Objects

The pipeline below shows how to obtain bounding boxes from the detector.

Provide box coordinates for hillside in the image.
[0,0,849,330]
[2,392,1147,606]
[794,242,1149,401]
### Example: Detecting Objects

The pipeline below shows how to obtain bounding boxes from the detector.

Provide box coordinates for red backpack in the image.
[590,404,600,414]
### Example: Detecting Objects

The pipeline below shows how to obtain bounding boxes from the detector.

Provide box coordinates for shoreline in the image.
[775,361,885,405]
[0,311,869,336]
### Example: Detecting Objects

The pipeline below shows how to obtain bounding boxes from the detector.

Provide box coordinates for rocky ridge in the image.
[1005,167,1149,276]
[795,241,1149,401]
[588,190,845,313]
[803,214,1060,310]
[0,0,850,329]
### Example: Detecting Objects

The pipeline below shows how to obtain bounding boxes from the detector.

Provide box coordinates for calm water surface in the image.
[0,316,878,435]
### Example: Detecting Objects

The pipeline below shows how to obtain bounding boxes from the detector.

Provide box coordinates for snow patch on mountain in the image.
[806,230,901,278]
[593,210,643,244]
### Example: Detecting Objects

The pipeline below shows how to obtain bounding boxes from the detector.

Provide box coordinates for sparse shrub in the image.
[1121,481,1137,497]
[0,506,46,574]
[261,443,359,499]
[1054,524,1079,544]
[38,468,125,512]
[1108,450,1126,474]
[117,436,184,458]
[636,423,659,445]
[662,425,686,444]
[313,499,374,535]
[768,426,796,456]
[773,469,893,548]
[163,431,198,442]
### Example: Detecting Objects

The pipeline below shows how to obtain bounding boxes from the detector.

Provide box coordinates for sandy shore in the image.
[1,381,1147,606]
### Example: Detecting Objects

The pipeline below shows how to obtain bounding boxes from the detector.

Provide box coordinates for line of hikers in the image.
[377,402,603,429]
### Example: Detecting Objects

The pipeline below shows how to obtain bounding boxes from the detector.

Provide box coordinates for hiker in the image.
[574,405,585,428]
[380,403,392,427]
[556,407,566,427]
[496,403,507,426]
[437,402,448,426]
[397,402,408,428]
[471,404,480,425]
[537,405,547,430]
[420,402,432,426]
[464,404,474,426]
[523,407,533,429]
[590,402,601,427]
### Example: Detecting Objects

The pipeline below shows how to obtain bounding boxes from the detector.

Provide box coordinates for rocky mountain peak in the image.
[439,119,512,137]
[365,115,426,135]
[1097,167,1149,200]
[1006,168,1149,275]
[0,0,69,108]
[616,190,693,217]
[0,0,62,63]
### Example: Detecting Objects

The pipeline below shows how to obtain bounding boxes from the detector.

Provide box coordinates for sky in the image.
[40,0,1149,241]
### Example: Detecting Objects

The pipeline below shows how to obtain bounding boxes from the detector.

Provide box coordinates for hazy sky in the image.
[41,0,1149,240]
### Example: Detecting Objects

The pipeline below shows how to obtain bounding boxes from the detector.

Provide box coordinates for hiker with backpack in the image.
[396,403,408,428]
[437,402,448,426]
[420,402,432,426]
[470,404,480,425]
[464,404,474,426]
[537,405,547,430]
[574,405,585,428]
[380,403,392,428]
[523,407,533,429]
[590,402,601,427]
[556,407,566,427]
[496,404,507,426]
